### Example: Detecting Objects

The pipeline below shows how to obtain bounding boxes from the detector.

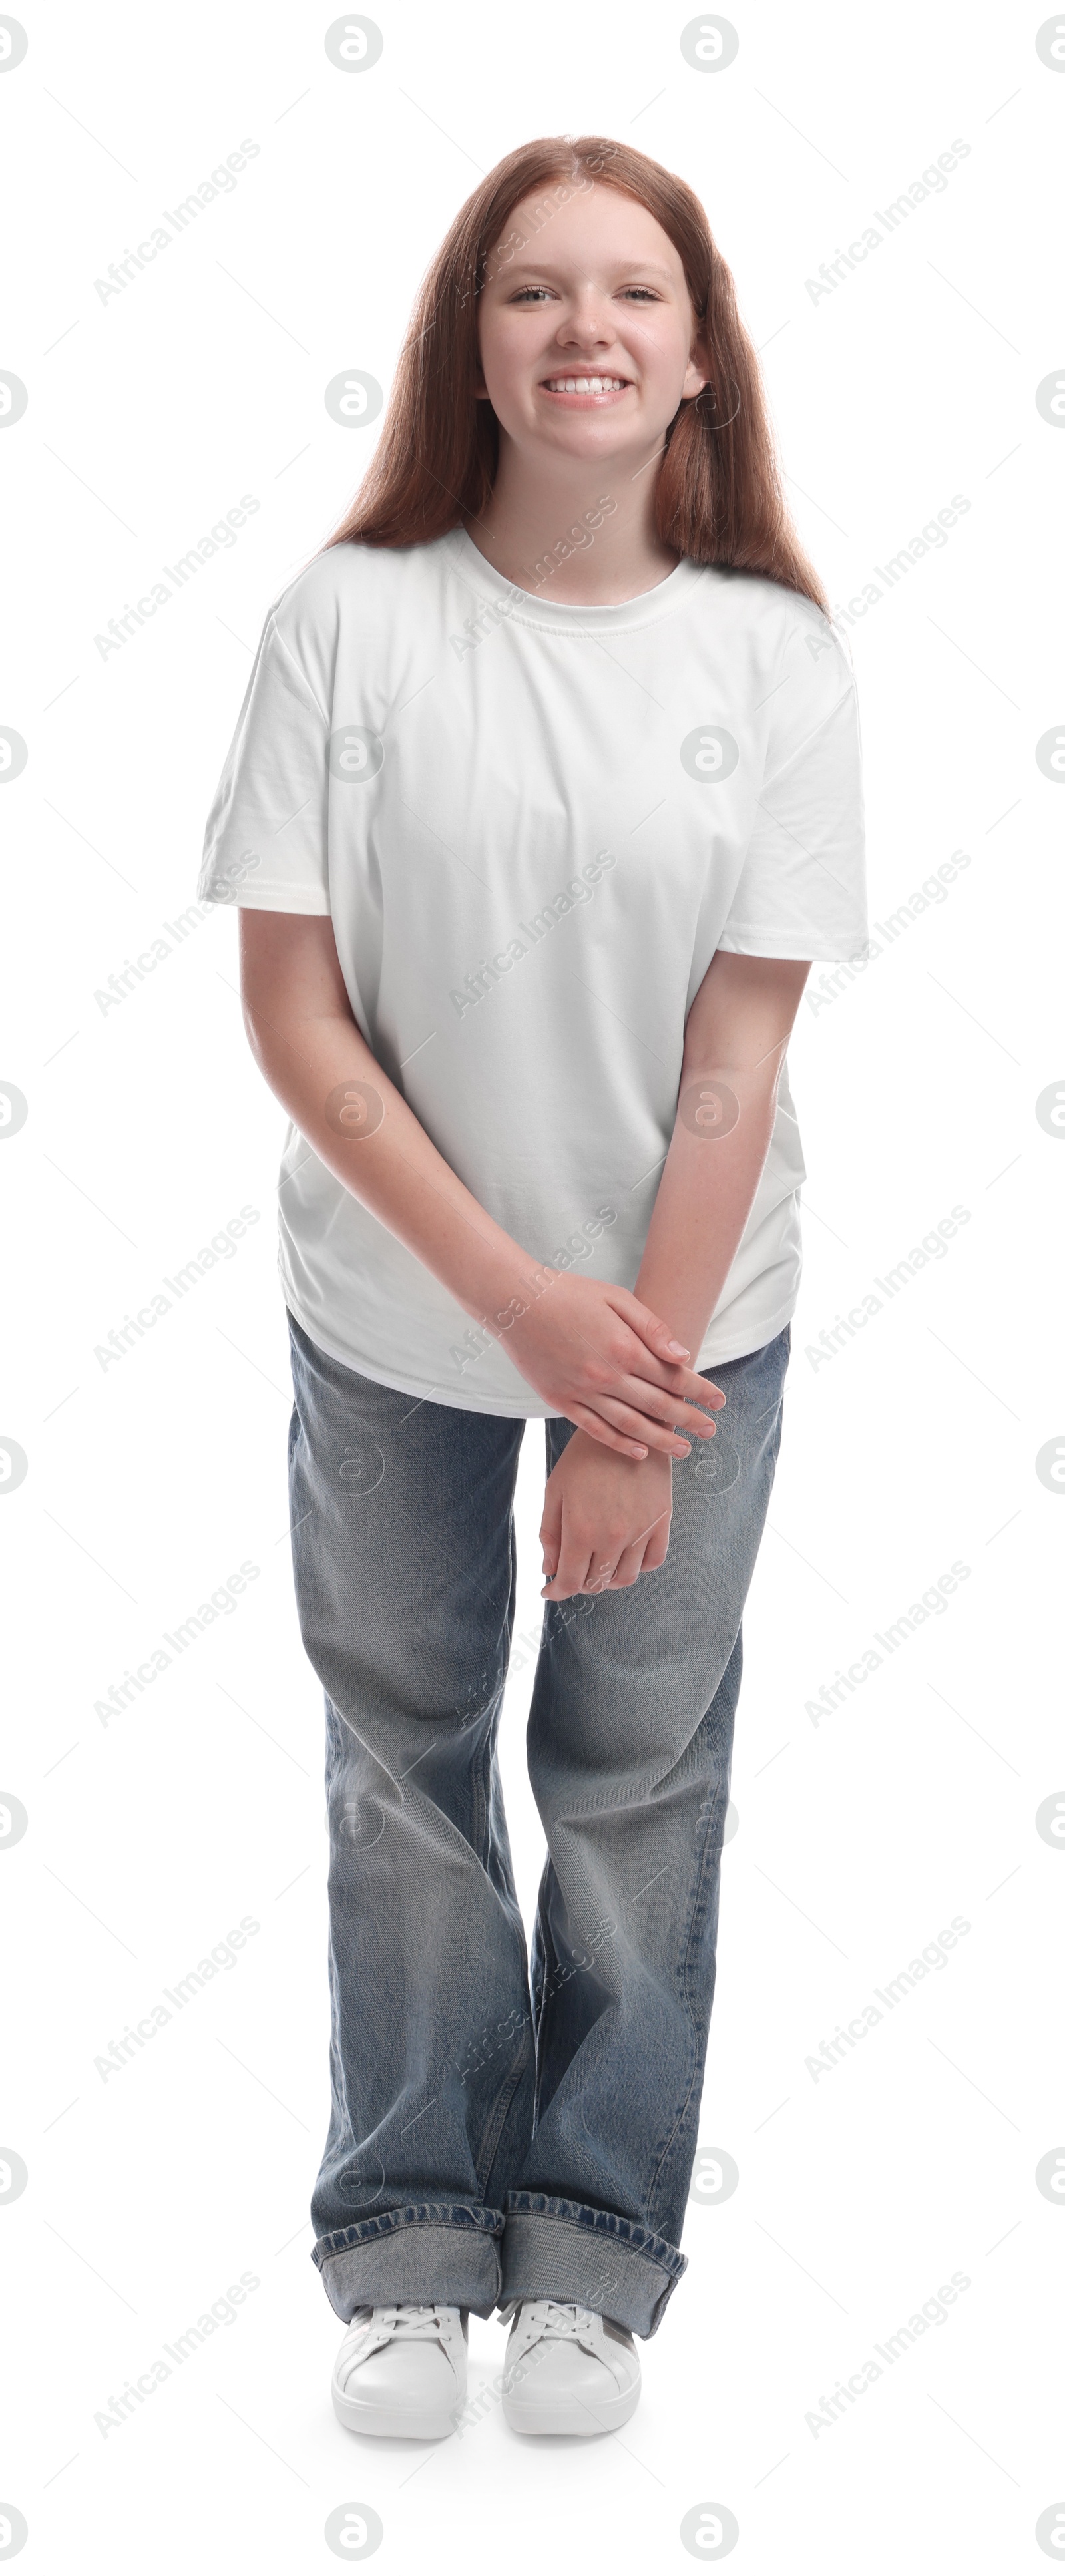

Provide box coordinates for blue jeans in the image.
[286,1311,790,2338]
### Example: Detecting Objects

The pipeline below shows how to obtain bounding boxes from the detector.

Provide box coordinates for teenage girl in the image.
[200,133,867,2441]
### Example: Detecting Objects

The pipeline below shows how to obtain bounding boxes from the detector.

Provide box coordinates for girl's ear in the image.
[680,319,711,402]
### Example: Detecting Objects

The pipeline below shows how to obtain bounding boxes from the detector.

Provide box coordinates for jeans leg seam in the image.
[473,2026,532,2201]
[643,1744,726,2229]
[467,1688,530,2199]
[529,1876,560,2131]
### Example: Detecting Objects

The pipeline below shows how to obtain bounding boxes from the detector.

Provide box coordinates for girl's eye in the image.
[507,284,661,305]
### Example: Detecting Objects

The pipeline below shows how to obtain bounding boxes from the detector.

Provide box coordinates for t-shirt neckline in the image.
[443,525,708,633]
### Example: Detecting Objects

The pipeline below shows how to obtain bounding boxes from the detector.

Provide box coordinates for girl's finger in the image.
[640,1528,671,1574]
[610,1299,726,1406]
[542,1542,595,1600]
[568,1403,650,1459]
[577,1395,693,1457]
[612,1380,718,1437]
[627,1349,726,1410]
[611,1290,691,1361]
[539,1485,563,1579]
[606,1542,646,1588]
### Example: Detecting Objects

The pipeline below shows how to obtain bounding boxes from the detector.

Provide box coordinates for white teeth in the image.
[544,375,625,393]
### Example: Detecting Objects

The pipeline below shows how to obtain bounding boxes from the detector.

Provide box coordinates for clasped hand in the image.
[497,1269,724,1600]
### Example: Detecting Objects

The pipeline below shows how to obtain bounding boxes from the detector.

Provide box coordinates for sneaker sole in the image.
[332,2383,461,2440]
[501,2377,640,2438]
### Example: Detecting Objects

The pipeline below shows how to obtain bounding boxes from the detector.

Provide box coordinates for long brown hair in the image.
[326,134,827,612]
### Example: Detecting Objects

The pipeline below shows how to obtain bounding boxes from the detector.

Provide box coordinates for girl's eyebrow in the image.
[497,259,677,285]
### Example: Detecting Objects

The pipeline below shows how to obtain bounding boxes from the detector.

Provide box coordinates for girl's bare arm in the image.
[540,951,811,1596]
[238,909,725,1458]
[633,949,811,1351]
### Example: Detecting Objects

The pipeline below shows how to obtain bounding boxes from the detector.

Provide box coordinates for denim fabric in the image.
[287,1309,790,2338]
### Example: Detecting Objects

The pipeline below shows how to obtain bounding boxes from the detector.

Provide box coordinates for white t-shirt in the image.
[198,528,867,1415]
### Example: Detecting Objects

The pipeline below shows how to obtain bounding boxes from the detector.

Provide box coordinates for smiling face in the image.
[473,181,708,469]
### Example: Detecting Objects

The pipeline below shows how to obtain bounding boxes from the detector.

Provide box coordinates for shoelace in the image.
[339,2303,458,2398]
[519,2300,596,2342]
[362,2303,450,2342]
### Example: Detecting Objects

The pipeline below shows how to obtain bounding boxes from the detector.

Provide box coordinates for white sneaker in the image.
[331,2303,467,2438]
[501,2299,641,2436]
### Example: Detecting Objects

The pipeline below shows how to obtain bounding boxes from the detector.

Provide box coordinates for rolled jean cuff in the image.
[499,2193,686,2339]
[312,2201,505,2320]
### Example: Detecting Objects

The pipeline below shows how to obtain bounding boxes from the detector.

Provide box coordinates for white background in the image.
[1,3,1061,2569]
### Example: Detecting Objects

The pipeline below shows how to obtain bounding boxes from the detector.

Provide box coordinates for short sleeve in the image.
[718,613,868,963]
[198,610,331,913]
